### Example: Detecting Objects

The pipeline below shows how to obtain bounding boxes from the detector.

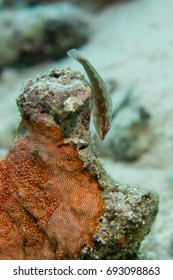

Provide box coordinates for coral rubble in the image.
[0,0,127,10]
[97,87,152,161]
[0,68,159,259]
[0,3,91,68]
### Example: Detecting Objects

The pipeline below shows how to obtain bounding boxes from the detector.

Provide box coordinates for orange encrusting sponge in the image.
[0,119,103,259]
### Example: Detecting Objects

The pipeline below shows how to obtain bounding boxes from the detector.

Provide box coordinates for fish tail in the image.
[67,48,86,63]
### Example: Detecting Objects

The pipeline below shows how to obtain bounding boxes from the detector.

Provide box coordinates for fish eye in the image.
[102,128,107,136]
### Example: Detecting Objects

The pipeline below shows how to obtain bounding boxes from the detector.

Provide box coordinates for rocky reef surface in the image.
[0,67,158,259]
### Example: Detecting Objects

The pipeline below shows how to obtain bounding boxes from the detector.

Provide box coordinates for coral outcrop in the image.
[0,67,159,259]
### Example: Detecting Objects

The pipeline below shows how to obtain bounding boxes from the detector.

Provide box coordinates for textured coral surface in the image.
[0,67,159,260]
[0,119,103,259]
